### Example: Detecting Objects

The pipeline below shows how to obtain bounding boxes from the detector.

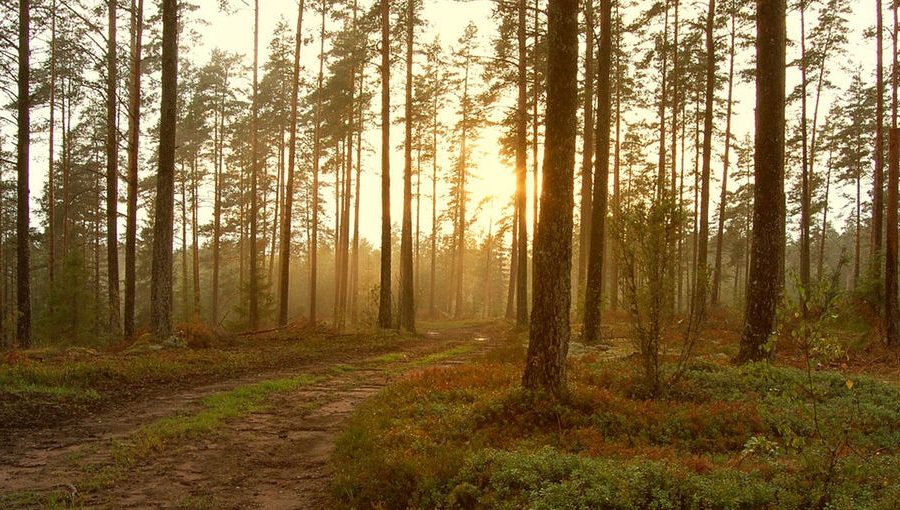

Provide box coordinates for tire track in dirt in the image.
[0,323,502,508]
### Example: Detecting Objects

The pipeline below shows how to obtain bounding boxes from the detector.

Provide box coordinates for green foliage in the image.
[331,356,900,509]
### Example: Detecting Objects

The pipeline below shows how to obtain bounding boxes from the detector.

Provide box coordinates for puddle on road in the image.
[473,336,487,342]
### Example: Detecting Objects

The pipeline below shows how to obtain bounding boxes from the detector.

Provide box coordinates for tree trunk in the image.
[711,0,735,306]
[693,0,715,324]
[873,0,885,283]
[150,0,177,338]
[249,0,261,329]
[181,166,188,322]
[739,0,786,363]
[583,0,612,344]
[655,1,669,199]
[106,0,122,337]
[191,159,200,318]
[48,0,57,296]
[378,0,393,329]
[817,151,832,281]
[577,0,594,311]
[278,0,304,326]
[124,0,143,337]
[609,4,621,310]
[430,96,438,318]
[310,5,326,325]
[889,131,900,345]
[798,0,812,314]
[532,0,540,245]
[522,0,578,395]
[16,0,32,347]
[399,0,416,332]
[516,0,530,326]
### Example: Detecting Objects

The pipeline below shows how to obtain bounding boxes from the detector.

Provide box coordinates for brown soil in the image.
[0,323,502,509]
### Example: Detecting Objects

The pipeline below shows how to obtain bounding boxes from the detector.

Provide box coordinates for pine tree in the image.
[522,0,578,395]
[150,0,178,339]
[739,0,786,363]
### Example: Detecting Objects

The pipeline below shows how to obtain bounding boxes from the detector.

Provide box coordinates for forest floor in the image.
[0,320,508,509]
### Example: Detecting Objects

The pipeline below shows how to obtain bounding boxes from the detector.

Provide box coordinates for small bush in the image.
[330,357,900,509]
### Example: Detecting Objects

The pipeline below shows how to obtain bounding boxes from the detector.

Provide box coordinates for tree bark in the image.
[577,0,594,310]
[873,0,885,283]
[106,0,122,337]
[150,0,177,338]
[522,0,578,395]
[16,0,32,347]
[799,0,811,314]
[310,5,326,325]
[48,0,57,296]
[693,0,715,323]
[124,0,143,338]
[516,0,529,326]
[378,0,393,329]
[583,0,612,344]
[278,0,304,326]
[711,0,735,306]
[399,0,416,332]
[249,0,261,329]
[739,0,786,363]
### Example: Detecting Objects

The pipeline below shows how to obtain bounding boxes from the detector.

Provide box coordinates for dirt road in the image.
[0,323,502,509]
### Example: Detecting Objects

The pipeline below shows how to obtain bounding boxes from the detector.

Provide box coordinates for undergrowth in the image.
[331,355,900,509]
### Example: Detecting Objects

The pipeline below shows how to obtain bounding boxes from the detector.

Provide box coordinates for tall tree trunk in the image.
[278,0,304,326]
[855,162,861,288]
[212,72,227,325]
[516,0,529,326]
[522,0,578,395]
[350,107,362,323]
[48,0,57,296]
[399,0,416,332]
[430,95,438,318]
[378,0,393,329]
[609,3,621,310]
[62,79,71,260]
[106,0,121,336]
[655,0,669,199]
[532,0,540,244]
[739,0,786,363]
[16,0,32,347]
[583,0,612,344]
[817,151,832,281]
[181,166,188,322]
[455,58,470,320]
[799,0,811,314]
[888,130,899,345]
[887,0,899,346]
[191,159,200,318]
[310,5,326,325]
[150,0,177,339]
[249,0,261,329]
[577,0,594,310]
[712,0,735,306]
[506,209,518,319]
[124,0,143,337]
[693,0,715,325]
[873,0,886,283]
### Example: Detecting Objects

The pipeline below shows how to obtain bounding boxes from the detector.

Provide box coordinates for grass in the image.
[113,373,324,464]
[1,329,486,508]
[330,345,900,509]
[0,328,421,429]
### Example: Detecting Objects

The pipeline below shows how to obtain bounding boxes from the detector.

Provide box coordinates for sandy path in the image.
[0,324,498,509]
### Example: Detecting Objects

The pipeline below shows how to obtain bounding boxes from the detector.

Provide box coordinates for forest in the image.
[1,0,899,508]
